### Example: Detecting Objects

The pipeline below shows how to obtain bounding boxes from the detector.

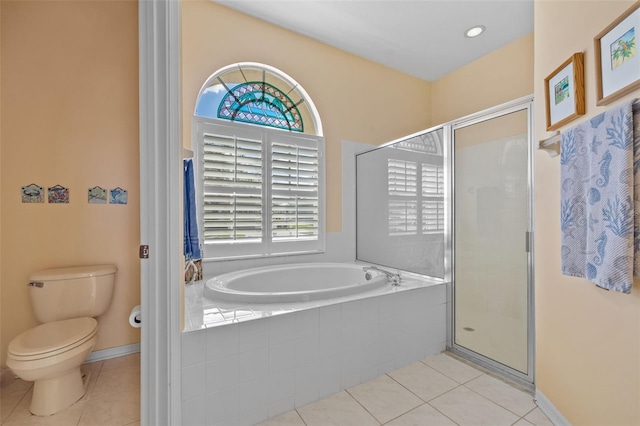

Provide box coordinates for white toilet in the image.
[6,265,117,416]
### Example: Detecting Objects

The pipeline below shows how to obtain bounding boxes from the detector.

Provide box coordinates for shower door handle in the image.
[525,231,532,253]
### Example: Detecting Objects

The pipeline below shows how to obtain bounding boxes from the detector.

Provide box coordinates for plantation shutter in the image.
[202,132,263,242]
[388,159,418,236]
[196,120,325,259]
[388,159,417,196]
[271,141,320,241]
[422,163,445,232]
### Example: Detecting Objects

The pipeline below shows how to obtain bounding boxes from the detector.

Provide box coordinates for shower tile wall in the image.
[180,284,446,426]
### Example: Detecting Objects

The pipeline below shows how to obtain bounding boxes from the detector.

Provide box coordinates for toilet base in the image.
[30,367,86,416]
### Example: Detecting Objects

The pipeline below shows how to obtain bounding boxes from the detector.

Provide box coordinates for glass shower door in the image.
[453,107,531,377]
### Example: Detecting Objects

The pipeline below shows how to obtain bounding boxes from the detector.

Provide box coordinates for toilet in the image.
[6,265,117,416]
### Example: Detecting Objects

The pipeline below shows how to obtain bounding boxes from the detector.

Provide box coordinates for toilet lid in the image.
[8,318,97,359]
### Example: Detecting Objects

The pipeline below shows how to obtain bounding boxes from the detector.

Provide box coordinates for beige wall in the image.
[0,1,140,367]
[535,1,640,424]
[181,1,432,233]
[431,33,534,125]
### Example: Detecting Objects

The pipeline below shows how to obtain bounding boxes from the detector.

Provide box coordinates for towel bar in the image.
[538,131,561,157]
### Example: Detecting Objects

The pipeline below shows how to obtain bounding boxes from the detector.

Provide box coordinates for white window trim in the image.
[193,117,326,261]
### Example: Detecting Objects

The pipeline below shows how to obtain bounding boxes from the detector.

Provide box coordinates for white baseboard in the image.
[85,343,140,363]
[535,389,571,426]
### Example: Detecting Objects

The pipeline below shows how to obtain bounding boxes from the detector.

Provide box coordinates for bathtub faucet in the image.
[362,266,402,286]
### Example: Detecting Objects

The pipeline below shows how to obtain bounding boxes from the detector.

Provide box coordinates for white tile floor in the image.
[0,353,140,426]
[260,353,552,426]
[1,352,553,426]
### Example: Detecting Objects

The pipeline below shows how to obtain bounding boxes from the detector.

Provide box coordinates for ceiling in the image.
[214,0,534,82]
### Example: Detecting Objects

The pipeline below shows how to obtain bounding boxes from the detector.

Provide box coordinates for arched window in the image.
[195,62,322,135]
[193,63,325,260]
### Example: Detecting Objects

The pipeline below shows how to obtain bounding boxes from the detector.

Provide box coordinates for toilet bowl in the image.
[7,318,98,416]
[6,265,116,416]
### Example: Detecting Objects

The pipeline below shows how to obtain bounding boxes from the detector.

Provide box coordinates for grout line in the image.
[294,409,308,426]
[425,400,462,426]
[379,402,429,425]
[462,379,536,418]
[385,369,463,404]
[344,389,383,425]
[2,385,33,424]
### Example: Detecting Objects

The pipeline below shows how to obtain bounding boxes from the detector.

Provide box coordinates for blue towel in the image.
[560,100,639,294]
[184,158,202,261]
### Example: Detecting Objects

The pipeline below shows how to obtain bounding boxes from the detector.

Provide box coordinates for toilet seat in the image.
[8,318,97,361]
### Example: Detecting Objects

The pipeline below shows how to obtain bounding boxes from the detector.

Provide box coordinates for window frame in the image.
[193,117,326,261]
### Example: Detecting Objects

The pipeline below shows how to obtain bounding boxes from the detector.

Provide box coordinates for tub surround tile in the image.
[268,314,296,345]
[422,353,483,384]
[297,391,378,426]
[295,334,319,366]
[347,375,423,424]
[238,377,269,416]
[205,388,239,426]
[514,419,535,426]
[269,340,296,373]
[317,377,341,400]
[238,348,269,383]
[385,403,457,426]
[181,332,206,368]
[181,364,206,402]
[239,404,269,426]
[465,374,535,416]
[183,280,447,425]
[294,386,319,409]
[205,321,239,361]
[294,308,319,338]
[429,386,520,425]
[181,396,206,426]
[389,362,459,402]
[295,361,320,396]
[268,394,296,420]
[206,355,239,394]
[239,318,269,353]
[318,304,341,331]
[187,268,443,332]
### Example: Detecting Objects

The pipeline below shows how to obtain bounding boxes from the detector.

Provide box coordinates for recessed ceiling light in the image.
[465,25,486,38]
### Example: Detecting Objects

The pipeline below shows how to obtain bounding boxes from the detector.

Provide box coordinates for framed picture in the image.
[544,52,585,131]
[595,1,640,105]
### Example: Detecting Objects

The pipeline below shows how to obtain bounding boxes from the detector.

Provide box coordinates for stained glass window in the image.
[194,63,320,136]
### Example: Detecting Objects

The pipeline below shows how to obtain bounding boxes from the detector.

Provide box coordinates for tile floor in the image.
[0,353,140,426]
[1,352,553,426]
[260,353,553,426]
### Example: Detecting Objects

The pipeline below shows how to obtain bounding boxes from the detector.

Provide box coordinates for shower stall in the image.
[355,96,534,386]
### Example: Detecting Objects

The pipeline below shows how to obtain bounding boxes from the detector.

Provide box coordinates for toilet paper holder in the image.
[129,305,142,328]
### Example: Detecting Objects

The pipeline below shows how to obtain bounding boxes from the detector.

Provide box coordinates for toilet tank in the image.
[28,265,117,323]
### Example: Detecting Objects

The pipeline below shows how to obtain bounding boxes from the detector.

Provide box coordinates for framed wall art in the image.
[544,52,585,131]
[595,1,640,105]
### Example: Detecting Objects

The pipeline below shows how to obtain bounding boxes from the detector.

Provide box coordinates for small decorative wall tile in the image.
[21,184,44,203]
[110,187,128,205]
[88,186,107,204]
[48,185,69,204]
